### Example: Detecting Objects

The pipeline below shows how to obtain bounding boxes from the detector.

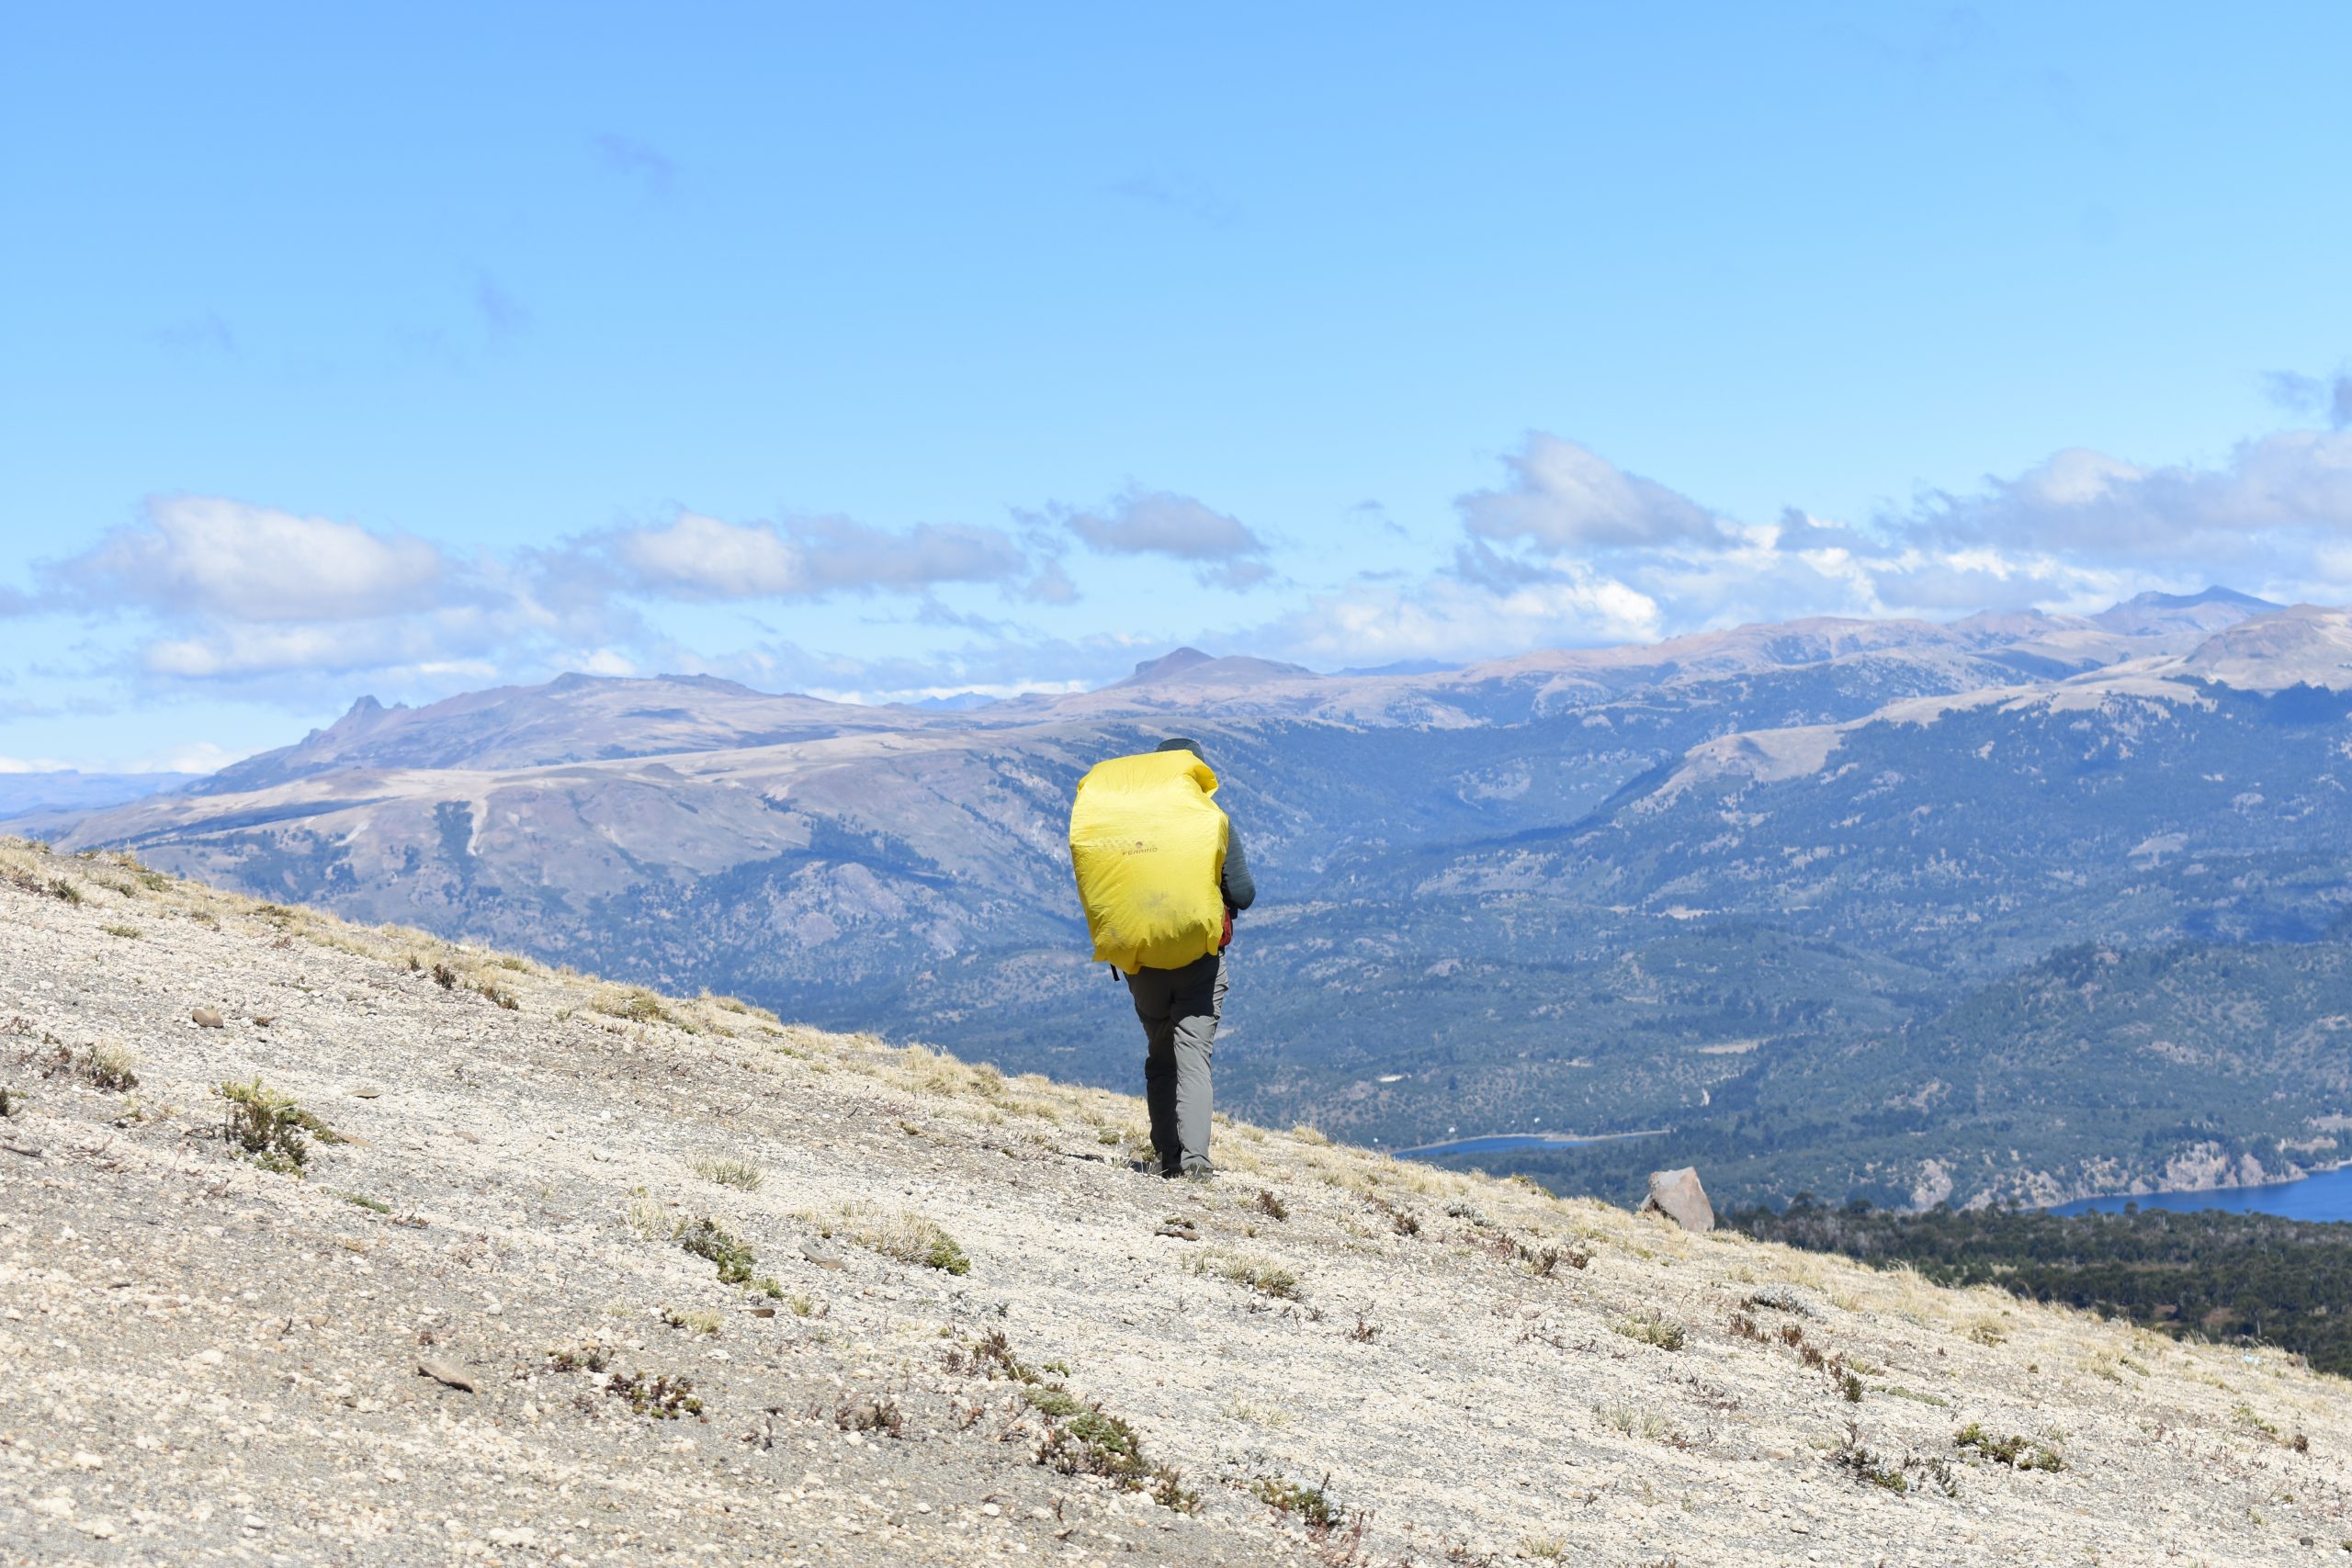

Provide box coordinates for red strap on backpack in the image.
[1220,906,1234,951]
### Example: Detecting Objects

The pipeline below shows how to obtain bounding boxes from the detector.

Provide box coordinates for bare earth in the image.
[3,837,2349,1567]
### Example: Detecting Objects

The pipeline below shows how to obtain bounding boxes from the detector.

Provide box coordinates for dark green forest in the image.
[1729,1199,2352,1376]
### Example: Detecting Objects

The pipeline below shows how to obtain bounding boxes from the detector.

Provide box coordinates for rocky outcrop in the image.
[1639,1166,1716,1232]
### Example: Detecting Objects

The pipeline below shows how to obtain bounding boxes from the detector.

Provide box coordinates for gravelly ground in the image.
[5,836,2351,1568]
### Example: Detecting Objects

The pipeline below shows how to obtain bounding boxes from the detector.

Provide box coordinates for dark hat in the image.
[1155,736,1204,758]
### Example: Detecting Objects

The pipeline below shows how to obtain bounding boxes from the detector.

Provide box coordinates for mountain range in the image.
[41,584,2352,1208]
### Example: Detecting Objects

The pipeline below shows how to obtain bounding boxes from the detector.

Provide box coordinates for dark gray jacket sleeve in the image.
[1221,824,1256,911]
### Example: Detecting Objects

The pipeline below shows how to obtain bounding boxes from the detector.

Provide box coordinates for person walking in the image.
[1066,736,1255,1179]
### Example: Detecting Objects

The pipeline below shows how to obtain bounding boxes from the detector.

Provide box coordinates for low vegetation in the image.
[604,1371,704,1420]
[1593,1403,1690,1448]
[1953,1422,2065,1472]
[689,1152,763,1190]
[593,987,673,1026]
[215,1077,342,1175]
[672,1216,784,1296]
[951,1329,1195,1509]
[31,1039,140,1092]
[1193,1250,1302,1300]
[1611,1310,1686,1351]
[1250,1473,1340,1530]
[805,1203,972,1275]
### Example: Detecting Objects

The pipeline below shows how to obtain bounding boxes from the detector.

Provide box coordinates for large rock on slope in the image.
[1640,1166,1716,1232]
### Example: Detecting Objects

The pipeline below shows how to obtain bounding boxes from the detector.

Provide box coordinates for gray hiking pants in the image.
[1126,952,1225,1176]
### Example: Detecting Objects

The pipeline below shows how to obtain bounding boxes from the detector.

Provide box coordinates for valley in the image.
[36,589,2352,1212]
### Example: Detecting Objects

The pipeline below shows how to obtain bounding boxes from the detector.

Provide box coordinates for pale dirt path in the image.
[3,837,2348,1567]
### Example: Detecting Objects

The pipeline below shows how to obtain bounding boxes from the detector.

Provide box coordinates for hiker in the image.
[1067,736,1255,1179]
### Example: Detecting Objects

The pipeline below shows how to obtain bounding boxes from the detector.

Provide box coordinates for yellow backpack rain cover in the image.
[1068,750,1229,975]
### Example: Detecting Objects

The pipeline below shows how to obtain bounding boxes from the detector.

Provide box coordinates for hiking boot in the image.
[1181,1161,1216,1183]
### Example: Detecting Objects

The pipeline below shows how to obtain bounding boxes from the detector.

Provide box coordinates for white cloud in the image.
[619,512,803,595]
[60,496,448,621]
[614,511,1027,599]
[1061,488,1268,565]
[122,739,252,775]
[1904,430,2352,560]
[1461,434,1737,552]
[1022,559,1080,604]
[1434,427,2352,641]
[1257,567,1663,667]
[0,755,74,773]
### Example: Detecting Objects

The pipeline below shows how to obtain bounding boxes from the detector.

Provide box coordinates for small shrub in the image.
[1612,1312,1686,1352]
[1965,1317,2007,1347]
[43,1041,140,1091]
[45,877,84,905]
[215,1077,342,1175]
[1518,1241,1584,1276]
[1842,1370,1864,1403]
[1207,1255,1302,1300]
[594,987,670,1025]
[545,1343,611,1374]
[605,1371,702,1419]
[675,1217,761,1286]
[1037,1406,1145,1480]
[1024,1385,1085,1417]
[340,1191,392,1214]
[1149,1468,1199,1512]
[951,1329,1194,1511]
[1519,1533,1568,1560]
[430,962,458,990]
[101,923,141,940]
[951,1327,1036,1383]
[2230,1403,2279,1438]
[1348,1314,1379,1343]
[662,1307,723,1337]
[1594,1403,1690,1447]
[1745,1284,1815,1316]
[819,1206,972,1275]
[1251,1189,1289,1222]
[1954,1422,2064,1472]
[829,1394,903,1436]
[1835,1424,1910,1493]
[475,981,518,1010]
[689,1153,763,1190]
[1877,1384,1950,1407]
[623,1194,672,1239]
[1251,1473,1339,1531]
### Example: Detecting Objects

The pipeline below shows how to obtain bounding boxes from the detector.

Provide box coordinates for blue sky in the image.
[7,3,2352,771]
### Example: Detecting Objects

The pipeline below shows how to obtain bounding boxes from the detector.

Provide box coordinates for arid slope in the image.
[2,837,2346,1566]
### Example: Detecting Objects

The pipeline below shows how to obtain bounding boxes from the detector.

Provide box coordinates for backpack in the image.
[1068,750,1229,975]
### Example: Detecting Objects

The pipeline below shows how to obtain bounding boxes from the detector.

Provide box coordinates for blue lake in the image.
[2052,1164,2352,1223]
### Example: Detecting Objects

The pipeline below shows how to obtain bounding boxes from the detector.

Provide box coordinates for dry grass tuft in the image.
[806,1203,973,1275]
[689,1152,763,1190]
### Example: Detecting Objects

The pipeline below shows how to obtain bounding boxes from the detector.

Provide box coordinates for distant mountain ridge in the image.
[53,584,2352,1210]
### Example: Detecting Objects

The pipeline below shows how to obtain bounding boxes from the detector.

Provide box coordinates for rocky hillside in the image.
[4,836,2348,1564]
